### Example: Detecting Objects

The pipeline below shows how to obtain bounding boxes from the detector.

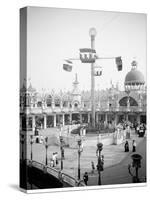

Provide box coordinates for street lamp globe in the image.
[89,27,97,37]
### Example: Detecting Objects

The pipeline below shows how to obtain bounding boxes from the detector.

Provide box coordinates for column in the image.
[105,113,108,123]
[44,115,47,129]
[32,115,35,132]
[52,99,55,110]
[126,114,128,121]
[62,114,65,126]
[96,113,99,124]
[69,113,72,124]
[116,100,119,111]
[60,101,63,110]
[88,113,90,124]
[54,114,56,127]
[80,113,82,124]
[137,114,140,124]
[115,114,118,126]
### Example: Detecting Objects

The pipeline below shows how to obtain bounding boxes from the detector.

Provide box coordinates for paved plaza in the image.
[26,128,146,185]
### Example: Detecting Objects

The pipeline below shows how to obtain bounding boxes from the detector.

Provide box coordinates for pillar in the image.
[105,113,108,123]
[62,114,65,126]
[80,113,82,124]
[52,99,55,110]
[137,114,140,124]
[96,113,99,124]
[88,113,90,124]
[69,113,72,124]
[54,114,56,127]
[60,101,63,109]
[32,115,35,132]
[115,114,118,126]
[44,115,47,129]
[126,114,128,121]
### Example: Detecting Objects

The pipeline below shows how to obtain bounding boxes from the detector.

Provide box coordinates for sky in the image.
[25,7,147,93]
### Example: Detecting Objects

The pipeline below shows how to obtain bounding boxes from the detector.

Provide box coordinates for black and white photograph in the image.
[19,6,147,192]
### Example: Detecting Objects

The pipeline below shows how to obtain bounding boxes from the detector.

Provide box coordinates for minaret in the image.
[72,73,81,104]
[72,73,80,95]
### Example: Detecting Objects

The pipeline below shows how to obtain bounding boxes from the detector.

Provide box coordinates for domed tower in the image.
[124,60,145,92]
[124,60,145,112]
[123,60,146,124]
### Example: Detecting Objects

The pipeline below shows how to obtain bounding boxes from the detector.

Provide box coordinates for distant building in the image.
[20,61,146,131]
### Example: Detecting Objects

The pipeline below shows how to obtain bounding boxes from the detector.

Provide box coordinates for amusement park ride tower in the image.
[63,28,123,128]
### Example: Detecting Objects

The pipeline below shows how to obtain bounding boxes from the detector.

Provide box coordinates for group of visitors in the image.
[124,140,136,152]
[50,152,59,167]
[135,123,146,137]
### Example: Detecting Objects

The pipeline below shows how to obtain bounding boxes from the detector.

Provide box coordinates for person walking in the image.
[132,140,136,152]
[83,172,88,186]
[91,161,95,174]
[124,141,129,152]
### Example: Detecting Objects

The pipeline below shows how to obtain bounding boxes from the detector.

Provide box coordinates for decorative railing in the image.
[27,160,85,187]
[21,105,146,115]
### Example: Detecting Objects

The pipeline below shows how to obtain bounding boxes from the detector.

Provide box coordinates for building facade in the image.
[20,61,146,132]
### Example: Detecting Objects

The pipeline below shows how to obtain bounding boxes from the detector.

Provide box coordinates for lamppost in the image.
[96,142,104,185]
[77,137,82,180]
[44,136,48,166]
[30,135,34,161]
[59,135,64,170]
[128,153,142,183]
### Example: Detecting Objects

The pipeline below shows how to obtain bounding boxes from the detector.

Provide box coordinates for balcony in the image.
[21,104,146,115]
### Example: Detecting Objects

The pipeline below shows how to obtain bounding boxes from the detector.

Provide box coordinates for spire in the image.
[72,73,80,95]
[73,73,79,84]
[131,60,137,70]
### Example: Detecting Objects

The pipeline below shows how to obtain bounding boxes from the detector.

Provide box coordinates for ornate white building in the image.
[20,61,146,131]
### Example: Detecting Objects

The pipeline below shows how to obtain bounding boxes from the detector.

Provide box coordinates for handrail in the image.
[26,159,85,187]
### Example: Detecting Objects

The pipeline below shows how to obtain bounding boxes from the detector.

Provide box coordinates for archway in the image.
[119,96,138,106]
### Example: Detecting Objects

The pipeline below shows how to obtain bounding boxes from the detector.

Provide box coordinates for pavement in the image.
[87,137,146,186]
[25,128,146,186]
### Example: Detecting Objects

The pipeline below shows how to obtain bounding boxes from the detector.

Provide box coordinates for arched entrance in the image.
[119,96,138,106]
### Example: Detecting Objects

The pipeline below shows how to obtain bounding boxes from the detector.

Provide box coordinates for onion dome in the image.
[124,61,145,91]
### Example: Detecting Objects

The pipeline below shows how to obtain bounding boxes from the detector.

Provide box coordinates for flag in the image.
[115,56,122,71]
[63,64,72,72]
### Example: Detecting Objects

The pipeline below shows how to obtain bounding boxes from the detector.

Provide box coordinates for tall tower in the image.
[72,73,81,105]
